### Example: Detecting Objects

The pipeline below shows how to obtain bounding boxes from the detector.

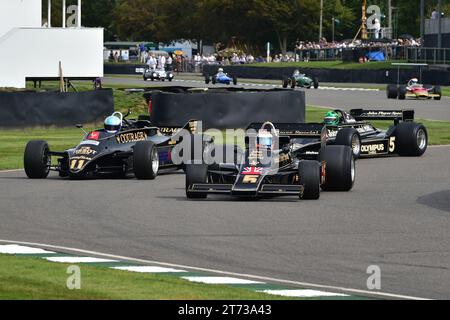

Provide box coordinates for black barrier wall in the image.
[104,63,147,75]
[150,89,305,129]
[202,65,450,86]
[0,89,114,128]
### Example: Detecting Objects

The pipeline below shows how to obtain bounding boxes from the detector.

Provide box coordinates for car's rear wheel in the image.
[433,86,442,100]
[24,140,51,179]
[395,122,428,156]
[387,84,398,99]
[186,164,208,199]
[233,76,238,85]
[319,145,355,191]
[313,77,319,89]
[335,128,361,159]
[290,78,296,89]
[398,85,407,100]
[205,76,210,84]
[282,78,289,88]
[298,160,320,200]
[133,141,159,179]
[212,76,216,84]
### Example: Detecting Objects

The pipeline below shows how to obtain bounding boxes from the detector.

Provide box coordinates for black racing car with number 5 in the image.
[322,109,427,159]
[23,111,201,180]
[185,121,356,200]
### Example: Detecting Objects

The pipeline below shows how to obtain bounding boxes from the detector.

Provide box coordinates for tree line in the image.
[42,0,450,54]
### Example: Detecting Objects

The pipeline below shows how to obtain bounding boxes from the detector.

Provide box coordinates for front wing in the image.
[188,183,303,197]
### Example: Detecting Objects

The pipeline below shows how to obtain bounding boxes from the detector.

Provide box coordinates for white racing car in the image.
[143,68,174,82]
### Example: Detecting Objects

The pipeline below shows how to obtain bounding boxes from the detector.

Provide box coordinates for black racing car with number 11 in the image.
[24,111,203,180]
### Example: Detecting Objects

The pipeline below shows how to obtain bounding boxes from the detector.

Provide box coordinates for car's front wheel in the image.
[186,164,208,199]
[298,160,320,200]
[319,145,355,191]
[133,141,159,179]
[24,140,51,179]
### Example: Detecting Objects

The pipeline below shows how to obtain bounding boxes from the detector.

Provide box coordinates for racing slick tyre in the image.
[212,76,217,85]
[433,86,442,100]
[319,145,355,191]
[290,78,296,89]
[398,85,407,100]
[233,76,238,85]
[186,164,208,199]
[335,128,361,159]
[143,75,148,81]
[313,77,319,89]
[133,141,159,180]
[387,84,398,99]
[395,122,428,157]
[298,160,320,200]
[205,76,210,84]
[282,78,289,88]
[24,140,51,179]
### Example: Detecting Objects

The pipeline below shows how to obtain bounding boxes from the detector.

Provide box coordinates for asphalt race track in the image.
[1,146,450,299]
[103,76,450,121]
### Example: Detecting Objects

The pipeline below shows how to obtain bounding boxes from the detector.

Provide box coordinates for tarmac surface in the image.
[103,75,450,121]
[1,146,449,299]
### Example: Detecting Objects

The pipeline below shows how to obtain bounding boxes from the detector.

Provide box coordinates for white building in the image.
[0,0,103,88]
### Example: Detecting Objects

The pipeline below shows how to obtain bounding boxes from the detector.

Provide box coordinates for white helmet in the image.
[218,68,224,73]
[410,78,419,86]
[104,112,123,133]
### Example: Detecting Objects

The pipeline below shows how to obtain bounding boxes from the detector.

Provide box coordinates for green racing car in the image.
[282,70,319,89]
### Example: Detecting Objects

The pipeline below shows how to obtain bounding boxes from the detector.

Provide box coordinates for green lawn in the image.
[248,60,410,70]
[0,254,289,300]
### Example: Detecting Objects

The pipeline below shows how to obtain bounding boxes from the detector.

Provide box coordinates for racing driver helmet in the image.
[409,78,419,86]
[323,111,341,126]
[257,131,273,150]
[104,112,122,133]
[218,68,224,73]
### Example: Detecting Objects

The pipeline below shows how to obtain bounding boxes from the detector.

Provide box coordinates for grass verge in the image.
[0,254,290,300]
[1,106,449,170]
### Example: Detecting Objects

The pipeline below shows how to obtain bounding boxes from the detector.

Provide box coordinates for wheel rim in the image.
[351,135,361,156]
[151,148,159,173]
[417,129,427,150]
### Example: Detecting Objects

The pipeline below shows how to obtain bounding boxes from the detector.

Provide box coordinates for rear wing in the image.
[350,109,414,123]
[246,122,326,139]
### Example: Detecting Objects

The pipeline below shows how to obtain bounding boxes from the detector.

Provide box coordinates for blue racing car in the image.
[205,68,238,85]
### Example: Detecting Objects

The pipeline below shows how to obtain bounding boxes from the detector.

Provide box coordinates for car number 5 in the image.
[389,137,396,152]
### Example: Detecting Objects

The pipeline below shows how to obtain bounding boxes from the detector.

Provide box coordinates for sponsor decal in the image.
[160,127,180,134]
[365,111,402,117]
[116,131,147,144]
[327,129,338,138]
[74,146,97,156]
[88,131,100,140]
[79,140,100,146]
[361,143,385,154]
[242,167,263,175]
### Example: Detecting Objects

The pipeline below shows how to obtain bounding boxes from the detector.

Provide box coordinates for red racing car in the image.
[387,78,441,100]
